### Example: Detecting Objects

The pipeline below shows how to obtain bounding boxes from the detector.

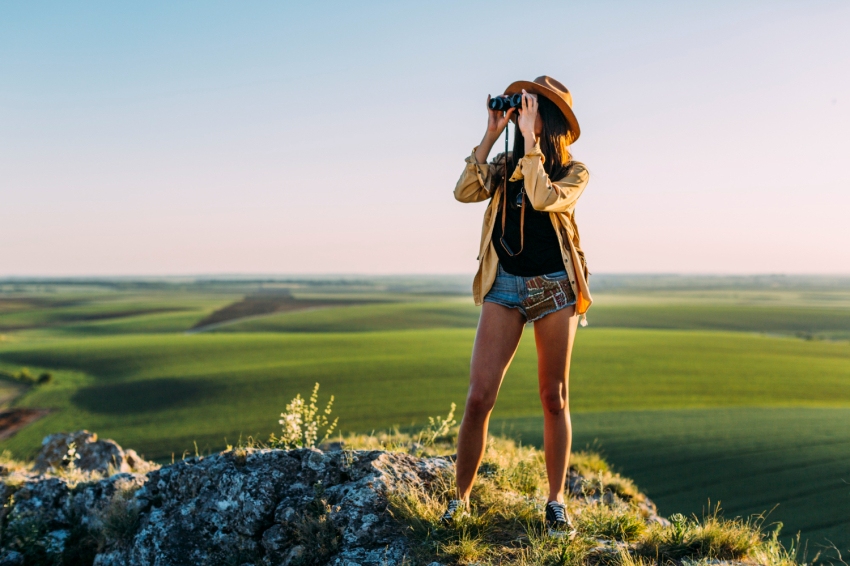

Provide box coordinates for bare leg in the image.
[533,305,579,503]
[455,302,525,502]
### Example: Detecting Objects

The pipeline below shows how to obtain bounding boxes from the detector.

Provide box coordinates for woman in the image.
[445,76,592,535]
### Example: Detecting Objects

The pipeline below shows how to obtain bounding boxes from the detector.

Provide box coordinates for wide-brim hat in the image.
[504,75,580,143]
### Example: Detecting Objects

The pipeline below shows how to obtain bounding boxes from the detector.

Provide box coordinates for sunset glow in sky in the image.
[1,1,848,276]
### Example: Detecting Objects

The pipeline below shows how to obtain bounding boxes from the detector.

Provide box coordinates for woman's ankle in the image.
[454,491,471,505]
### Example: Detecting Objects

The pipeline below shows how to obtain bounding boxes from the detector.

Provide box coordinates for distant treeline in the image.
[1,274,848,295]
[587,273,850,292]
[0,367,52,386]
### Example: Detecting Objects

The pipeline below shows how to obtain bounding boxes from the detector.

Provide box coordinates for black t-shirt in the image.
[492,178,565,277]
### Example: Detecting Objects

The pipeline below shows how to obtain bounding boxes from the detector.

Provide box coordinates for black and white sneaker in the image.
[439,499,468,526]
[545,500,576,538]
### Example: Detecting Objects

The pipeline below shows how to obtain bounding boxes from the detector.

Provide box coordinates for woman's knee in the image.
[465,388,497,419]
[539,387,567,415]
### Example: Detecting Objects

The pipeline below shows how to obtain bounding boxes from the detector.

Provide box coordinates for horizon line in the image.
[2,272,850,281]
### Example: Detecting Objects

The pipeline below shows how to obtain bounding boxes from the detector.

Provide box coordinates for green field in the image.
[0,277,848,552]
[495,408,850,551]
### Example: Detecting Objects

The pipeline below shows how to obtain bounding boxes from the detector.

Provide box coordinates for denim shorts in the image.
[483,263,577,322]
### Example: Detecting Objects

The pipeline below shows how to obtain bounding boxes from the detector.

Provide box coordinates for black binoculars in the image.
[488,93,523,112]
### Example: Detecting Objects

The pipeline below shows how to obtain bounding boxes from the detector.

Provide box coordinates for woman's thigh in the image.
[533,305,579,394]
[467,302,526,404]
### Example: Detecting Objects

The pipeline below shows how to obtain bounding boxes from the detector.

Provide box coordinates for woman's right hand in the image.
[474,96,515,164]
[485,95,516,138]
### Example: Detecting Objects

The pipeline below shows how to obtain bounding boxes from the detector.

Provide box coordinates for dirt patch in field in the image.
[190,290,384,330]
[0,408,51,441]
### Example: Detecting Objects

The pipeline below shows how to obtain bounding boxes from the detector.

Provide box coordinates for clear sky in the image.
[1,1,848,276]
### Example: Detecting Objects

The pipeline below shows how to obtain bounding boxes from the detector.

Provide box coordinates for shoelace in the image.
[442,499,464,520]
[547,501,567,523]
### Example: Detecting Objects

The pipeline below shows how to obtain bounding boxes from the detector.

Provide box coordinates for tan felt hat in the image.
[504,75,580,143]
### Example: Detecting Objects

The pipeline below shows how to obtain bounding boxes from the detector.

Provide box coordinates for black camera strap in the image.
[499,123,525,256]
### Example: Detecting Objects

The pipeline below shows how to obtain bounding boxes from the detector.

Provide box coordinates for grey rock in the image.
[283,545,305,566]
[2,433,453,566]
[33,430,155,474]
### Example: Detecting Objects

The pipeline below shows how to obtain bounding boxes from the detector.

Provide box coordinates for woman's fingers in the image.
[521,89,537,112]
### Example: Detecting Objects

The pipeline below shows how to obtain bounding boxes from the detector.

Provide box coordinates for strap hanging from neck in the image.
[499,123,525,256]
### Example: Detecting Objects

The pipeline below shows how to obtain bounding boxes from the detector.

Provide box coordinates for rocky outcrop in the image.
[33,430,154,474]
[1,437,452,566]
[0,433,667,566]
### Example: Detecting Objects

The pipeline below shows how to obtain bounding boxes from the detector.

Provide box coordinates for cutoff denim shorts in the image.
[483,263,577,322]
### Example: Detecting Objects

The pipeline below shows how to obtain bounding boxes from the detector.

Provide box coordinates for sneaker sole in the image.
[547,527,577,539]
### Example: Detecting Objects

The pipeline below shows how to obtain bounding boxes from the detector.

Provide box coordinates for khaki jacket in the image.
[454,142,593,322]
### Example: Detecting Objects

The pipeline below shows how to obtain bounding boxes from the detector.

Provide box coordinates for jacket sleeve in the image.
[510,145,589,213]
[454,146,495,203]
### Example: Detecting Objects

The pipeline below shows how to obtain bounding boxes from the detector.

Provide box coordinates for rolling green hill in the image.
[0,277,848,552]
[2,327,849,455]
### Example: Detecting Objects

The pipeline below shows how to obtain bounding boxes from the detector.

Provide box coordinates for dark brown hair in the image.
[509,95,573,181]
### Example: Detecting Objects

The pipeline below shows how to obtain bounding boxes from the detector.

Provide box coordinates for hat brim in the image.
[504,80,581,144]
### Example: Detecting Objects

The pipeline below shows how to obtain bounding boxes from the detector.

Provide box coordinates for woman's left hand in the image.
[517,89,538,140]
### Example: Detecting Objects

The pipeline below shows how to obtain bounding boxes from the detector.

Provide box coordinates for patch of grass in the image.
[288,486,343,566]
[0,449,28,475]
[569,451,609,476]
[97,478,143,549]
[384,437,800,566]
[386,452,537,564]
[575,471,642,504]
[517,525,592,566]
[637,507,762,561]
[496,408,850,553]
[575,502,647,542]
[3,514,53,564]
[61,515,99,566]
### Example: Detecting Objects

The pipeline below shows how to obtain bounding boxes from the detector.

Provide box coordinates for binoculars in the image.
[488,93,523,112]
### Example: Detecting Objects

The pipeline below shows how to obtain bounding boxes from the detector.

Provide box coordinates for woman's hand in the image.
[485,95,516,138]
[517,89,539,141]
[475,95,517,164]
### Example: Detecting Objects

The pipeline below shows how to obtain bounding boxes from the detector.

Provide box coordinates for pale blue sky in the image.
[1,1,848,276]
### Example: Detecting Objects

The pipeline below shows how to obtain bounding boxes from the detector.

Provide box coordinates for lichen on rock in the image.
[33,430,155,475]
[1,433,453,566]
